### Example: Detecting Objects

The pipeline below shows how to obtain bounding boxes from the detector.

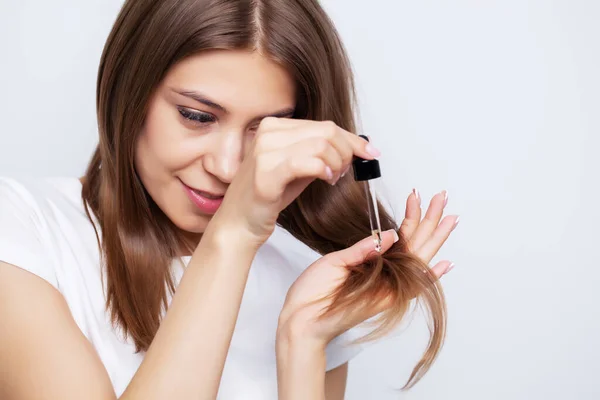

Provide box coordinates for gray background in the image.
[1,0,598,399]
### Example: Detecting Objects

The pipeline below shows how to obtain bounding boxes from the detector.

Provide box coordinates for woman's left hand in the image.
[277,189,459,345]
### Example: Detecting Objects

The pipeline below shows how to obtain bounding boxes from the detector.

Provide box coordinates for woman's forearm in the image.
[276,322,328,400]
[121,225,260,400]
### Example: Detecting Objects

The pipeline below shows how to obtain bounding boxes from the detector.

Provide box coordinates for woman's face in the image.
[135,49,296,241]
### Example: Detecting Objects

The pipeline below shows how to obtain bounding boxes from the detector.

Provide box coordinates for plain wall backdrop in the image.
[1,1,598,399]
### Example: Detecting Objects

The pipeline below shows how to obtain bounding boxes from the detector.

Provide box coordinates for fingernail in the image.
[365,143,381,158]
[452,216,460,230]
[446,262,455,273]
[391,229,399,243]
[340,165,350,178]
[325,166,334,181]
[413,188,421,205]
[442,190,448,207]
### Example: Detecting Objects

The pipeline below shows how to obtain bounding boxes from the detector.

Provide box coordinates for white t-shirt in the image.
[0,176,364,399]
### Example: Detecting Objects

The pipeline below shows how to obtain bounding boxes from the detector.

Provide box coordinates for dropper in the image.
[353,135,383,252]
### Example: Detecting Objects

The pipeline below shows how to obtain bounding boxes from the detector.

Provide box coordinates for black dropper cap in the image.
[353,135,381,181]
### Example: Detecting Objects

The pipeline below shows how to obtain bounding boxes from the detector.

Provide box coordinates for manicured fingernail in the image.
[452,216,460,230]
[413,188,421,205]
[391,229,399,243]
[442,190,448,207]
[325,166,334,181]
[446,262,455,273]
[341,165,350,178]
[365,143,381,158]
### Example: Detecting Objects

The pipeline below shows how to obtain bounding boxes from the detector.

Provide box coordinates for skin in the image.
[276,190,458,399]
[0,49,459,399]
[134,49,297,250]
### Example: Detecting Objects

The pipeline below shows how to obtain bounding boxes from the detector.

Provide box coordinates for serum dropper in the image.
[353,135,383,252]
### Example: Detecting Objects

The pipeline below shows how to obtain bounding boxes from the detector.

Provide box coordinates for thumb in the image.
[329,228,399,267]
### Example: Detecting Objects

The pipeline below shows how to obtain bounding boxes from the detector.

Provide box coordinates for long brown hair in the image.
[82,0,446,390]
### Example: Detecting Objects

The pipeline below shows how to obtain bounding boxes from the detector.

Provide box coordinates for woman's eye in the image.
[178,108,216,125]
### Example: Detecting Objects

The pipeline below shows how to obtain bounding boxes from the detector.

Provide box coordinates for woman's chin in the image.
[176,214,211,234]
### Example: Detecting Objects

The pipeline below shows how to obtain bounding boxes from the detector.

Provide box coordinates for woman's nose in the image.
[203,132,243,184]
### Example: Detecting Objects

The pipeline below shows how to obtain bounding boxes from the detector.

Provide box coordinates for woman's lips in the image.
[180,180,224,214]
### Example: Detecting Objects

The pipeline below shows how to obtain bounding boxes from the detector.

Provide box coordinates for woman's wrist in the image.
[199,215,266,255]
[276,314,328,350]
[276,320,328,400]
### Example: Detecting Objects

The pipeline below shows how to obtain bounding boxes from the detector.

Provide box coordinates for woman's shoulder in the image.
[0,175,83,210]
[0,176,97,290]
[0,176,89,230]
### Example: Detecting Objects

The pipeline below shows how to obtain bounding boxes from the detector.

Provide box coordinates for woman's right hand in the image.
[209,117,381,248]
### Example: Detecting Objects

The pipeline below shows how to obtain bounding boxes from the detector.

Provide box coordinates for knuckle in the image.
[287,157,301,174]
[313,138,330,155]
[321,120,338,139]
[259,116,277,131]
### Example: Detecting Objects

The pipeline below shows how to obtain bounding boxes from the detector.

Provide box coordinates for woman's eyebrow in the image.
[171,87,295,120]
[173,89,228,112]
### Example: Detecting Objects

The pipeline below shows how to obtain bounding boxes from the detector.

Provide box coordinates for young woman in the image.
[0,0,459,399]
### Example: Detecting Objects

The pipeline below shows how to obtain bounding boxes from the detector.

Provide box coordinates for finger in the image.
[428,260,454,279]
[257,116,301,132]
[253,148,332,201]
[409,190,447,252]
[261,129,351,184]
[254,129,348,182]
[256,119,378,167]
[415,215,460,262]
[256,119,328,150]
[328,228,399,268]
[279,137,345,185]
[399,189,422,248]
[303,123,355,182]
[326,122,380,163]
[267,156,330,198]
